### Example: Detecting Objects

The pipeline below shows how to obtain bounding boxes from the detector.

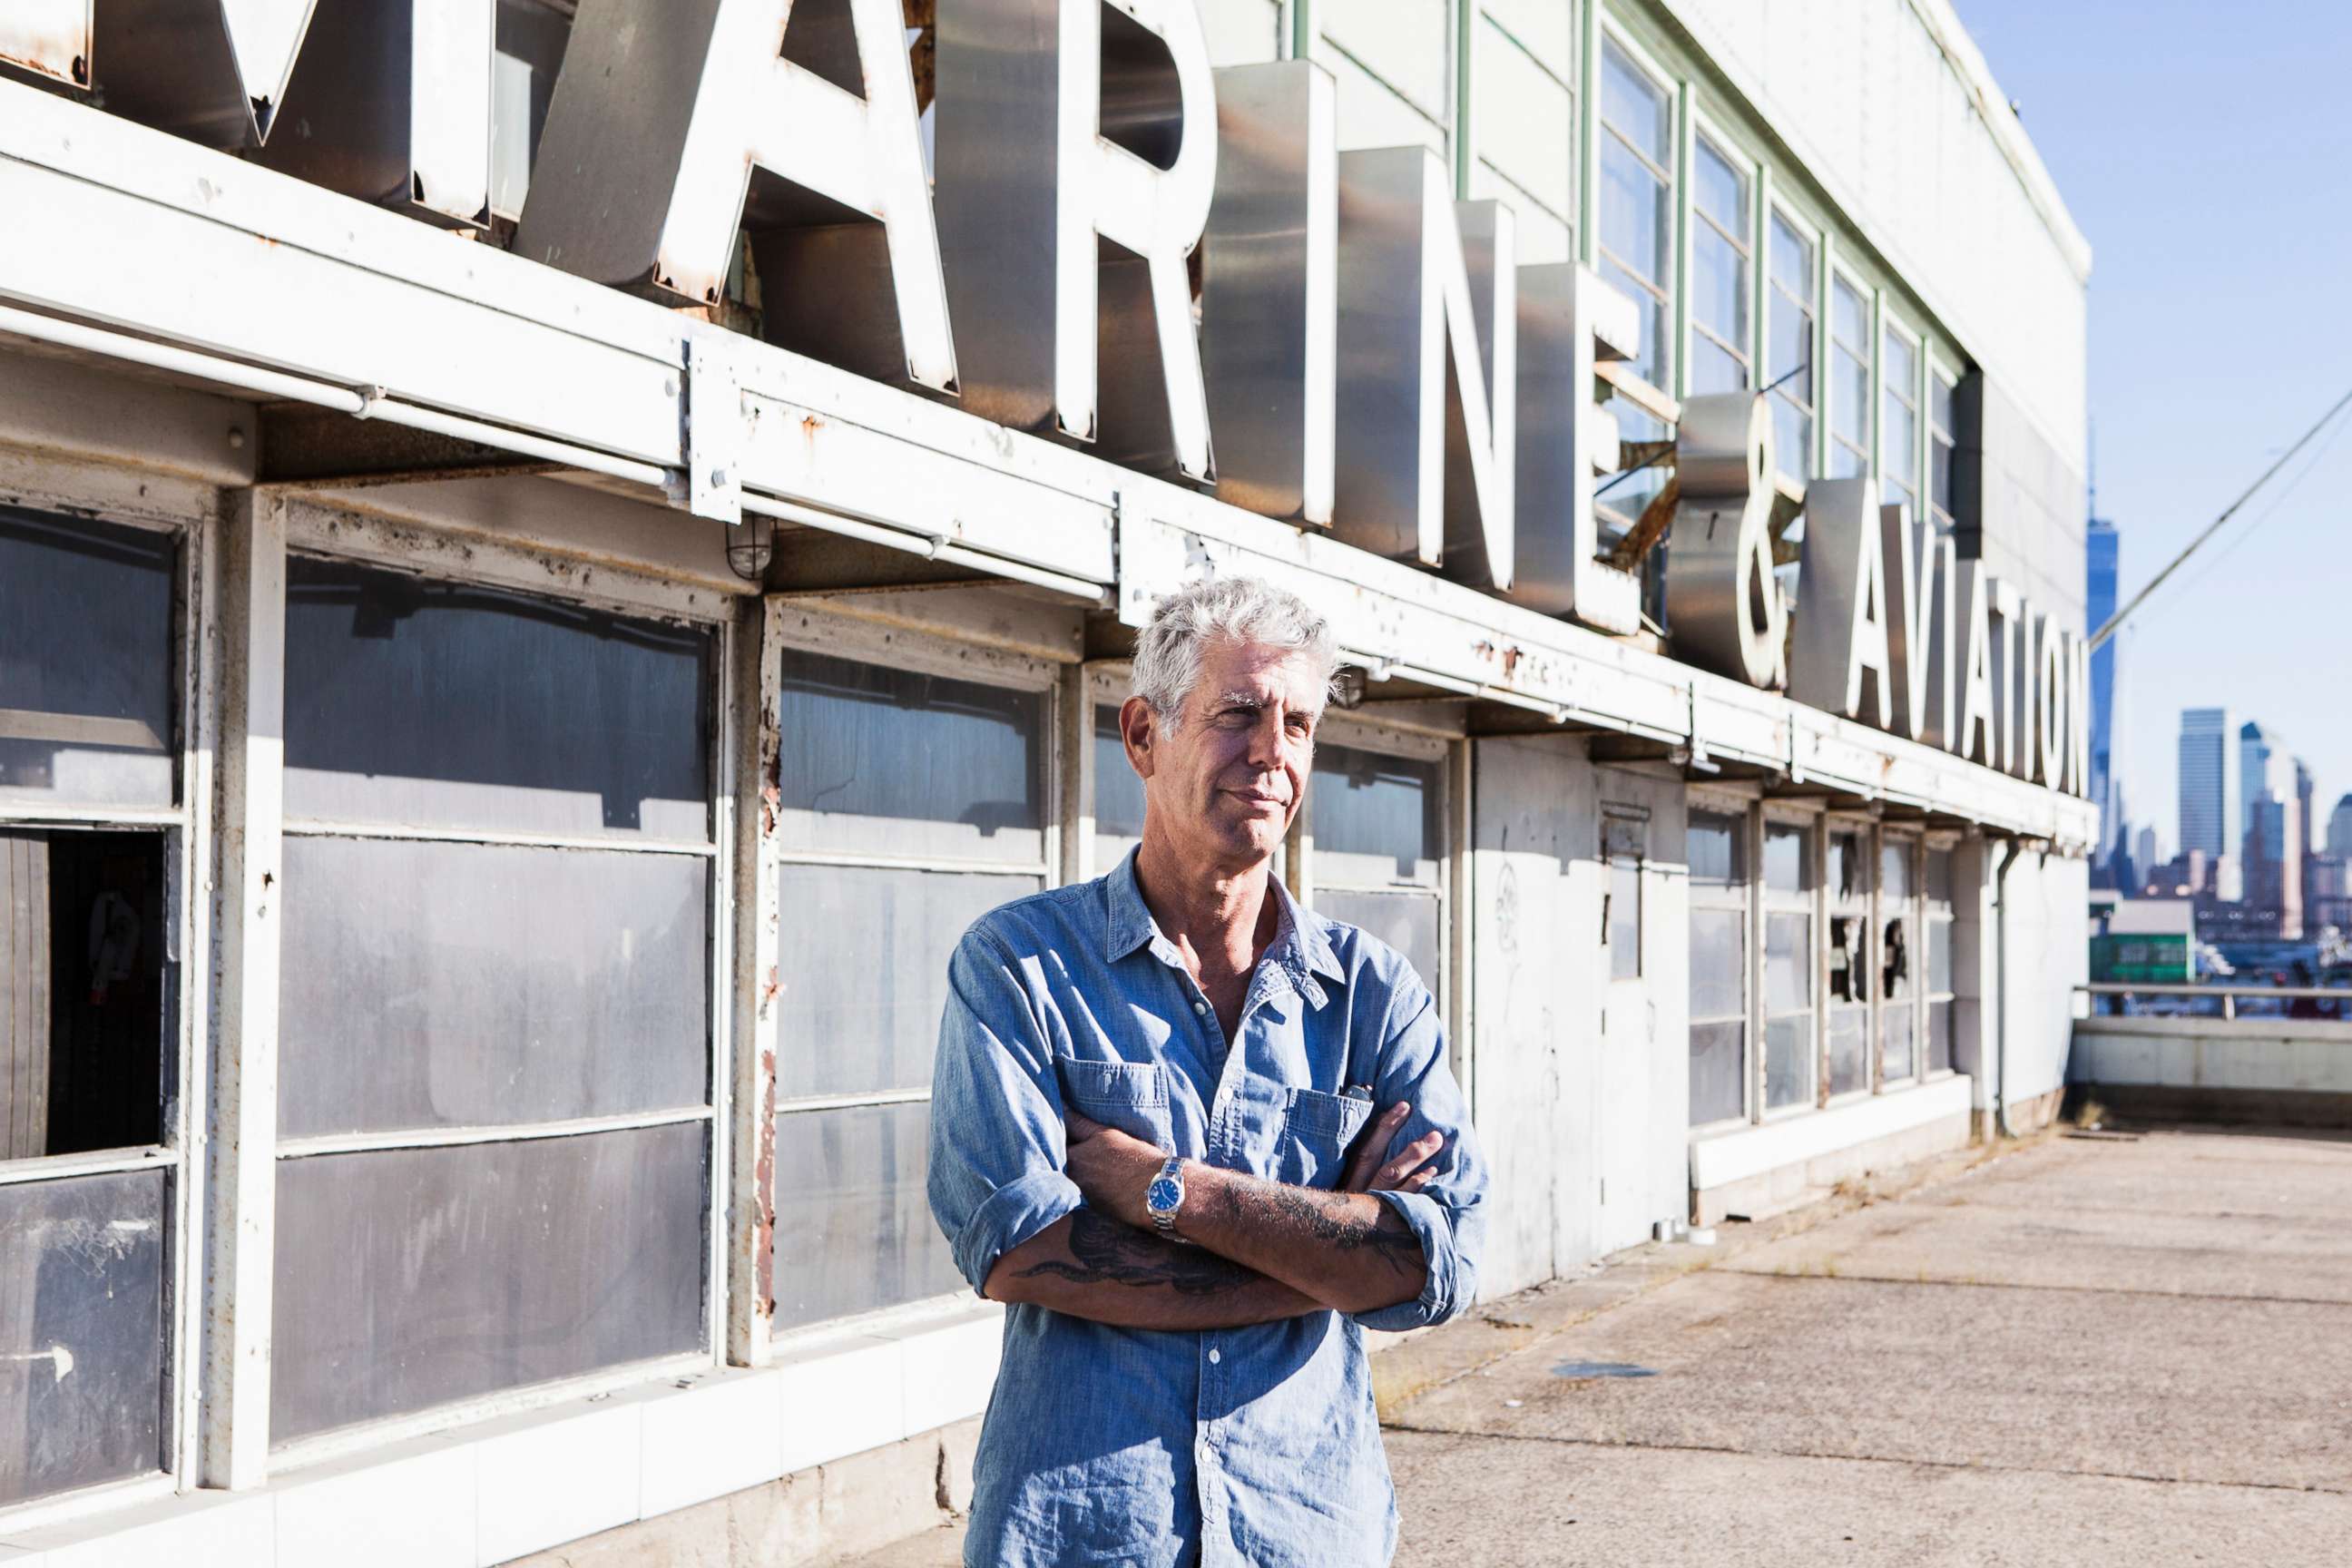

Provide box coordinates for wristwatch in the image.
[1145,1154,1188,1241]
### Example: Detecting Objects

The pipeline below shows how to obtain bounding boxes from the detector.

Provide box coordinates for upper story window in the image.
[1882,321,1920,514]
[1690,134,1751,396]
[1929,365,1958,534]
[1767,211,1816,484]
[1598,40,1674,394]
[1828,275,1871,480]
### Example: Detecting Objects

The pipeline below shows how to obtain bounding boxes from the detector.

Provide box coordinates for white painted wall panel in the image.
[1323,43,1447,154]
[1661,0,2089,471]
[1482,0,1573,77]
[1200,0,1283,67]
[1468,162,1571,263]
[1321,0,1453,124]
[1994,848,2087,1107]
[1470,734,1601,1293]
[1472,17,1572,220]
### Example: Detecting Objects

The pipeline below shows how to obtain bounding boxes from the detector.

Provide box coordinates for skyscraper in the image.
[2329,794,2352,859]
[2135,825,2161,885]
[2179,708,2238,900]
[2296,759,2317,867]
[2240,722,2285,837]
[2085,516,2122,882]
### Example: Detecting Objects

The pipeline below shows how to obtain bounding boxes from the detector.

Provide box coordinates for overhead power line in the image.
[2087,380,2352,652]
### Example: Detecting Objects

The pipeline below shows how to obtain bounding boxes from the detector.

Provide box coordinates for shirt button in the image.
[1208,1347,1221,1365]
[1192,1001,1209,1016]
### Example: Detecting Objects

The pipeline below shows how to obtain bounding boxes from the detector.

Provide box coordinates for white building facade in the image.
[0,1,2092,1560]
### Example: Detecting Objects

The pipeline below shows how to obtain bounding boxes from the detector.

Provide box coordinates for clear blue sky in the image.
[1955,1,2352,858]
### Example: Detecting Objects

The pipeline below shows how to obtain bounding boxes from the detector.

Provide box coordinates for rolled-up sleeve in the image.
[927,928,1084,1294]
[1349,980,1488,1333]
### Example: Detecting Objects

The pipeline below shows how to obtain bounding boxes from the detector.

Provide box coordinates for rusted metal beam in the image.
[1606,472,1680,573]
[257,404,557,487]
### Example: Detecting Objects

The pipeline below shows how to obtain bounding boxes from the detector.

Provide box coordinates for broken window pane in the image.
[278,837,710,1137]
[774,864,1039,1101]
[770,1100,963,1329]
[0,830,169,1160]
[0,1168,168,1507]
[772,651,1046,866]
[283,559,710,840]
[0,508,175,809]
[270,1122,708,1445]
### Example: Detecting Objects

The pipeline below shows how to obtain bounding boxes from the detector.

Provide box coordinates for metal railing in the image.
[2077,982,2352,1023]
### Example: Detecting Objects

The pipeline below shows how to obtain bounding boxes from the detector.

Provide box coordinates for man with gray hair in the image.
[929,575,1488,1566]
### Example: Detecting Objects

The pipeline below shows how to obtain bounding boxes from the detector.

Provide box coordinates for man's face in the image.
[1125,637,1322,871]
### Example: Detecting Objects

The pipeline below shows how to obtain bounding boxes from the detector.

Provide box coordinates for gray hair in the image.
[1131,575,1340,730]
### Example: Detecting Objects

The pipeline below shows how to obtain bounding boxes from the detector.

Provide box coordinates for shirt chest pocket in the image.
[1278,1086,1375,1190]
[1054,1056,1176,1152]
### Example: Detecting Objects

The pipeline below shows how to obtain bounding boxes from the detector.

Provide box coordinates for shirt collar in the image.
[1104,848,1348,991]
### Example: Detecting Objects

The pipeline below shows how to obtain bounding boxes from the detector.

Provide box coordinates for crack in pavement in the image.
[1711,1268,2352,1309]
[1381,1422,2352,1497]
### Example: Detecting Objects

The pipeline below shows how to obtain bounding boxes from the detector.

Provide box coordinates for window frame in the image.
[1820,813,1876,1106]
[0,497,204,1524]
[1878,311,1923,516]
[1686,113,1757,397]
[761,608,1063,1345]
[1301,711,1453,1014]
[1827,266,1874,482]
[1927,352,1960,534]
[266,514,736,1468]
[1685,787,1756,1131]
[1763,200,1821,487]
[1922,832,1961,1077]
[1593,22,1679,393]
[1876,828,1923,1090]
[1758,799,1825,1122]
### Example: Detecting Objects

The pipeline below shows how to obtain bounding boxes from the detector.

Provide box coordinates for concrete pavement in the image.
[843,1127,2352,1565]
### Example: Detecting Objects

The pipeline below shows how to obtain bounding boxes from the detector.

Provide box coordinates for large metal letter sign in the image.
[1988,578,2024,776]
[0,3,92,89]
[95,1,495,228]
[1790,478,1893,727]
[1201,62,1338,526]
[2035,612,2069,789]
[1881,504,1954,747]
[1334,148,1516,590]
[1664,392,1786,689]
[518,0,956,392]
[1953,560,1996,766]
[935,0,1216,476]
[1508,264,1642,632]
[1060,0,1218,479]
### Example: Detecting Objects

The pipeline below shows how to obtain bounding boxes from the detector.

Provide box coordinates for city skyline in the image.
[1960,1,2352,853]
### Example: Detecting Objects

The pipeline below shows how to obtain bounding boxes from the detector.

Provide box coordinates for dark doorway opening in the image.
[0,829,168,1160]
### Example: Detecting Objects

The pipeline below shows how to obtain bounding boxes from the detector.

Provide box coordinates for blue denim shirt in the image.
[928,851,1488,1567]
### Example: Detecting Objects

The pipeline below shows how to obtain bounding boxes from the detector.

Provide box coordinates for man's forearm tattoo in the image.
[1253,1184,1426,1278]
[1014,1207,1260,1297]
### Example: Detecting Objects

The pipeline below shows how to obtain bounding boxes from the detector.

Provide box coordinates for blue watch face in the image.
[1148,1175,1183,1214]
